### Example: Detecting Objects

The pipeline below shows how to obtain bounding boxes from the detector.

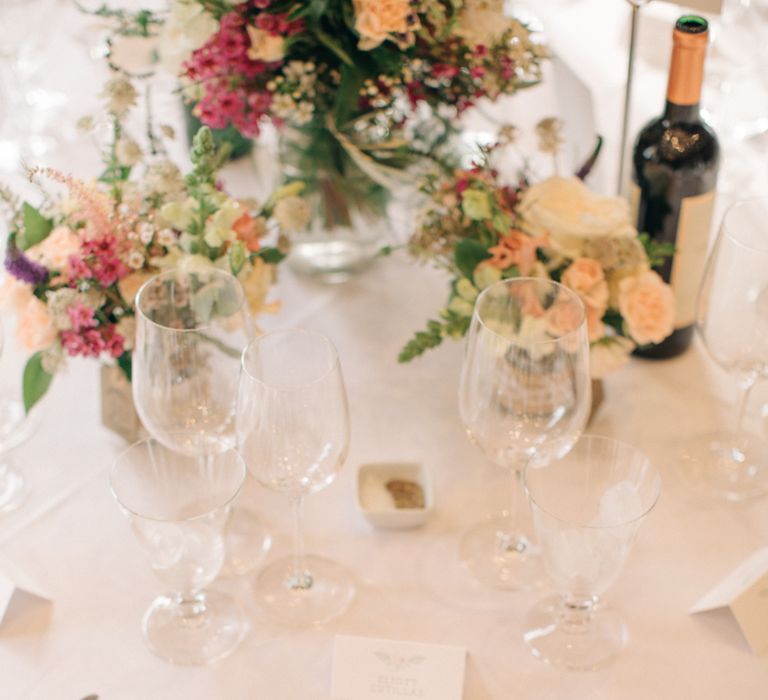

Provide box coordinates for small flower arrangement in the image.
[2,75,304,412]
[401,128,676,377]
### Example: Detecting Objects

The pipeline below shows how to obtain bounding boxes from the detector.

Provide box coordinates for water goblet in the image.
[688,196,768,500]
[237,328,354,626]
[133,267,271,574]
[110,437,248,665]
[523,435,661,669]
[458,277,591,589]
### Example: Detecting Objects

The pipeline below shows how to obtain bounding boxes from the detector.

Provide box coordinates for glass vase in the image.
[277,123,394,284]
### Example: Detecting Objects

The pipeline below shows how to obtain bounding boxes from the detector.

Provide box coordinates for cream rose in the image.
[520,176,637,259]
[353,0,411,50]
[158,0,219,73]
[16,296,57,352]
[561,257,609,310]
[618,270,675,345]
[246,26,285,63]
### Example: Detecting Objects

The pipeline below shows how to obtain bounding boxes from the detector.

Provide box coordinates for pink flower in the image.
[67,255,93,281]
[67,302,96,332]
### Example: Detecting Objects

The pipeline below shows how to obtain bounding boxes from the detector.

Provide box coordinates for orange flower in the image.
[233,213,266,253]
[486,229,547,275]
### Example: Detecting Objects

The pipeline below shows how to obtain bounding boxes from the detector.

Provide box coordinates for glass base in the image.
[287,239,379,283]
[219,506,272,577]
[680,430,768,501]
[523,595,627,670]
[459,516,544,590]
[253,554,355,626]
[0,397,37,452]
[0,459,27,513]
[142,590,247,665]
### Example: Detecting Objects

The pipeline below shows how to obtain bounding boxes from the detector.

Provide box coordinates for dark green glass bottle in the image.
[632,15,720,359]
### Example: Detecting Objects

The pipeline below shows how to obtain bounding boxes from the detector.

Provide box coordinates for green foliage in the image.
[454,239,491,280]
[19,203,53,250]
[638,233,675,268]
[117,352,132,382]
[602,308,624,336]
[257,247,287,264]
[22,353,53,413]
[398,312,471,362]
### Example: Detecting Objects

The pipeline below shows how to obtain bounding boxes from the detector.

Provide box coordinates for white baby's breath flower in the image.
[115,136,142,166]
[127,250,145,270]
[138,222,155,245]
[157,228,177,247]
[40,341,65,375]
[115,316,137,350]
[100,76,138,118]
[145,161,185,196]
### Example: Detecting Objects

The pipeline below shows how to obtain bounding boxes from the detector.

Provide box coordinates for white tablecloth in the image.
[2,1,768,698]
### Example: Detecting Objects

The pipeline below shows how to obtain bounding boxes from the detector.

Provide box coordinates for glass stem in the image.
[288,496,312,590]
[498,466,528,553]
[560,594,597,634]
[174,591,209,628]
[734,379,756,451]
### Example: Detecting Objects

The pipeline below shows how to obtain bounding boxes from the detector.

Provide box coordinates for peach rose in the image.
[246,26,285,62]
[26,226,81,272]
[486,229,547,276]
[618,270,675,345]
[353,0,411,50]
[546,297,585,339]
[561,257,609,310]
[585,303,605,342]
[16,296,57,352]
[118,271,155,306]
[1,275,33,312]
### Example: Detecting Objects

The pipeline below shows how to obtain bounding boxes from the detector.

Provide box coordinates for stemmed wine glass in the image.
[689,197,768,499]
[458,278,591,589]
[133,267,271,574]
[111,437,247,665]
[236,328,354,626]
[523,435,661,669]
[0,315,34,512]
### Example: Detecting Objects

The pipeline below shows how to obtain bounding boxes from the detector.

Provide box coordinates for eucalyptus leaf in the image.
[190,283,217,325]
[22,352,53,413]
[257,247,286,264]
[19,203,53,250]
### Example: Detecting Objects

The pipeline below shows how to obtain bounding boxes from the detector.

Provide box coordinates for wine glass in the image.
[523,435,661,669]
[688,197,768,500]
[236,328,354,626]
[110,436,247,665]
[0,315,34,512]
[458,277,591,589]
[133,268,271,574]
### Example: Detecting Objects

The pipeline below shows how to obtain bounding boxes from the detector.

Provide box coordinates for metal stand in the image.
[617,0,651,195]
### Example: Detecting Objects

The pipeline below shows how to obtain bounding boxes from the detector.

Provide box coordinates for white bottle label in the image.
[671,190,715,328]
[628,182,715,329]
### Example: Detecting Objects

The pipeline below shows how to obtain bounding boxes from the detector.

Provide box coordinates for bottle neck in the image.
[663,100,700,123]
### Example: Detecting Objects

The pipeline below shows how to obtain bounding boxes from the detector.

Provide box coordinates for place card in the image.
[0,561,50,626]
[331,634,466,700]
[690,547,768,654]
[660,0,723,14]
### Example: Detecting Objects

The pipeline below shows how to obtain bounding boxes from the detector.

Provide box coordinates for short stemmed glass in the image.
[110,437,248,665]
[133,268,271,574]
[237,328,354,625]
[458,278,591,589]
[690,197,768,500]
[523,435,661,669]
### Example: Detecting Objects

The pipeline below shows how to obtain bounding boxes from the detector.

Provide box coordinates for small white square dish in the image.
[356,462,433,529]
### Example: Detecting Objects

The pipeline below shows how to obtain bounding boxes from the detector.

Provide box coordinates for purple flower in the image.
[4,236,49,285]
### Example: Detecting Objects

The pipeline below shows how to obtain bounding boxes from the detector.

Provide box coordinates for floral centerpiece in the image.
[146,0,547,276]
[1,75,303,412]
[401,127,676,377]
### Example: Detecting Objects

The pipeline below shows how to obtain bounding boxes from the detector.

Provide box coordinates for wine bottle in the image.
[631,15,719,359]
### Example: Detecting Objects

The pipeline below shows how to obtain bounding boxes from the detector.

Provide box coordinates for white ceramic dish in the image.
[356,462,433,529]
